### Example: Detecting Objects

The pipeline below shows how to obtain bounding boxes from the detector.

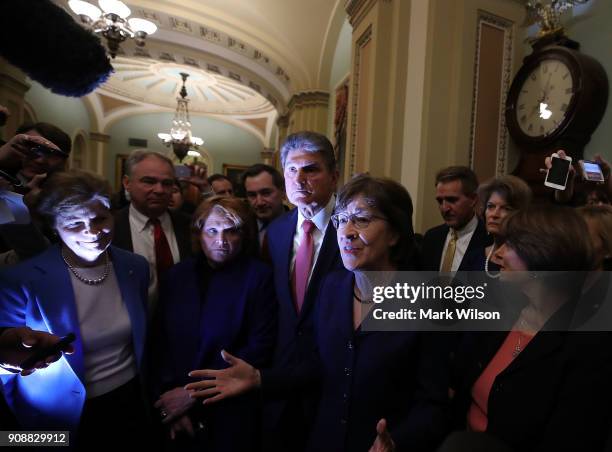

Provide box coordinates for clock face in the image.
[515,59,575,138]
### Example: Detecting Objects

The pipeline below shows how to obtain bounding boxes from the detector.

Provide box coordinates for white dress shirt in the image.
[290,196,335,285]
[439,215,479,271]
[128,204,180,298]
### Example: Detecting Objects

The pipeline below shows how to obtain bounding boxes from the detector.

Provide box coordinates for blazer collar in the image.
[30,246,85,382]
[109,247,147,367]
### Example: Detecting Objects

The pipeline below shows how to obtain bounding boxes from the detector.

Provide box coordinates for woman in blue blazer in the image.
[0,171,149,449]
[153,195,277,452]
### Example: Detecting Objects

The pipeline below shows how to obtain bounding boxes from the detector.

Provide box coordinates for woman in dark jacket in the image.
[446,205,612,452]
[152,195,277,451]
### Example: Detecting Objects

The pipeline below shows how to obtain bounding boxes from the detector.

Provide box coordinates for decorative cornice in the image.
[287,91,330,112]
[89,132,110,143]
[345,0,390,28]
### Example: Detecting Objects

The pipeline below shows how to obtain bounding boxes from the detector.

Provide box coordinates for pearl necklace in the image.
[485,244,500,279]
[61,248,110,285]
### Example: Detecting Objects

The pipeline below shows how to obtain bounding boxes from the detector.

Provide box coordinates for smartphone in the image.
[174,165,192,178]
[29,144,67,158]
[545,153,572,190]
[20,332,76,369]
[580,160,605,183]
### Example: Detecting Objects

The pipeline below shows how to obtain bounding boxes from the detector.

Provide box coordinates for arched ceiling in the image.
[55,0,347,146]
[105,56,275,115]
[121,0,342,91]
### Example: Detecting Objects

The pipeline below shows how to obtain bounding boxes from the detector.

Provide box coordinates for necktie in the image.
[441,229,458,272]
[260,230,271,264]
[149,217,174,278]
[293,220,315,313]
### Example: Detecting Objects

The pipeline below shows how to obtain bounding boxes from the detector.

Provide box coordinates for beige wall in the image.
[344,0,525,232]
[398,0,525,233]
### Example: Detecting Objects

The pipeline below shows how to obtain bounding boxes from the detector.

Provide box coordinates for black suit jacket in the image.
[306,269,452,452]
[421,219,489,271]
[260,208,344,449]
[451,307,612,452]
[112,206,192,262]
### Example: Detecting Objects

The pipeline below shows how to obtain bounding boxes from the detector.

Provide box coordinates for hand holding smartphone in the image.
[20,332,76,370]
[580,160,605,183]
[545,152,572,190]
[174,165,192,179]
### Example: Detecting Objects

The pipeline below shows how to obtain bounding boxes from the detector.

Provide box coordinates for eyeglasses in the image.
[331,212,387,229]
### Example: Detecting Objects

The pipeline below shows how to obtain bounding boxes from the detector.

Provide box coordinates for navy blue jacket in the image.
[153,255,277,451]
[260,208,343,445]
[306,269,451,452]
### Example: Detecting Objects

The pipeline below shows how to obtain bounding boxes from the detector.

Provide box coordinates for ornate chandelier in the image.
[68,0,157,58]
[524,0,589,38]
[157,73,204,162]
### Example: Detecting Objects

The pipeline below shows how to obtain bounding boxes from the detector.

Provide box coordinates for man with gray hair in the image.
[113,150,192,300]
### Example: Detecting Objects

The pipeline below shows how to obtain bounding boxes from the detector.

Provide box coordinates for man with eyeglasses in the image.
[113,150,192,303]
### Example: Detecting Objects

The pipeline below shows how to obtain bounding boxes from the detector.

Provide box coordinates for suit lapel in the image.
[500,331,563,378]
[113,207,134,252]
[432,226,449,270]
[170,210,191,261]
[110,248,147,367]
[300,220,339,321]
[30,248,85,383]
[277,211,298,316]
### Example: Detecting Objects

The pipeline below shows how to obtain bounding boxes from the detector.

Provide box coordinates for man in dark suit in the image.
[260,132,344,451]
[421,166,488,271]
[113,150,192,302]
[180,132,344,452]
[241,163,287,256]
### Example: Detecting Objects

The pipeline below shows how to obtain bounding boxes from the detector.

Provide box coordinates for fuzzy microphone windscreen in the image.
[0,0,114,97]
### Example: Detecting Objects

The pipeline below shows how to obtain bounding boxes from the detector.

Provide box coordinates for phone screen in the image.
[582,161,604,182]
[174,165,192,178]
[546,157,571,187]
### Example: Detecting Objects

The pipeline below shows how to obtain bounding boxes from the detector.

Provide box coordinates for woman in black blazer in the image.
[446,205,612,452]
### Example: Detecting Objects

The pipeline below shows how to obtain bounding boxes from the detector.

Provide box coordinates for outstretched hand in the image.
[185,350,261,405]
[0,327,74,376]
[369,419,396,452]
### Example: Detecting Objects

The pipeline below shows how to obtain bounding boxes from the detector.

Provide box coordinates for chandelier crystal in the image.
[68,0,157,58]
[158,73,204,162]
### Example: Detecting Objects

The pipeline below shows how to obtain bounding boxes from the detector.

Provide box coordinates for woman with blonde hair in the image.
[152,195,277,451]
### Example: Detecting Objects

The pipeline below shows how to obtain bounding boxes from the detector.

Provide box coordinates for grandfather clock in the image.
[505,31,608,196]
